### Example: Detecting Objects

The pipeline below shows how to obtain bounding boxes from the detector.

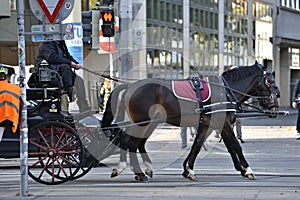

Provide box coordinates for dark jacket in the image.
[34,41,78,69]
[293,79,300,102]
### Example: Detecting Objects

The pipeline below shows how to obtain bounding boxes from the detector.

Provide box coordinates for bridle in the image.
[219,65,280,111]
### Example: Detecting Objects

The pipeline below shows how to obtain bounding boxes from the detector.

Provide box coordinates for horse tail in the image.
[101,83,129,128]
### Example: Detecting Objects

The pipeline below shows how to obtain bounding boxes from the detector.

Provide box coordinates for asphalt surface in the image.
[0,109,299,200]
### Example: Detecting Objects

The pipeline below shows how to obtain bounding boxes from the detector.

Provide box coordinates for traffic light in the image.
[101,9,115,37]
[81,10,100,49]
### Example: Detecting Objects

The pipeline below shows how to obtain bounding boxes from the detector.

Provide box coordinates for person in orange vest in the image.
[0,65,21,142]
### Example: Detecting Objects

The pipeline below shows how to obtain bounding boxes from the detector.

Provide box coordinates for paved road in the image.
[0,123,300,200]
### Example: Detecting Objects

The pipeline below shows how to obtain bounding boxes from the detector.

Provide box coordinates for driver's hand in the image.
[71,62,81,70]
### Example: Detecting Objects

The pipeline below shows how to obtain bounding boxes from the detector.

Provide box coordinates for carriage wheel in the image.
[28,121,83,185]
[71,160,95,180]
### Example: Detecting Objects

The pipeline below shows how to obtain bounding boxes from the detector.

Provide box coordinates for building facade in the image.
[0,0,300,107]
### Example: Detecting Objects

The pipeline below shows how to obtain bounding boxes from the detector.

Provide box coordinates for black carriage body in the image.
[0,67,117,184]
[0,68,73,158]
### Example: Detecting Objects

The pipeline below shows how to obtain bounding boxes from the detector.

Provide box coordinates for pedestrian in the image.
[180,127,197,149]
[235,118,245,143]
[34,40,89,112]
[0,65,22,142]
[180,127,187,149]
[99,78,112,112]
[292,79,300,140]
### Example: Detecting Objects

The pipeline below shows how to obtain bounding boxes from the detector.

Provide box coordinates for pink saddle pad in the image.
[172,77,211,102]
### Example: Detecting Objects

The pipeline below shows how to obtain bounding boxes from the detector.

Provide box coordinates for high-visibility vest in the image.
[0,80,21,133]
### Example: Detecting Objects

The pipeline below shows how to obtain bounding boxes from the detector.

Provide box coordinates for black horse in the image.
[101,62,280,182]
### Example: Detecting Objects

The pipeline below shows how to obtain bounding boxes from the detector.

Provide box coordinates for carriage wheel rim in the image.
[28,121,84,185]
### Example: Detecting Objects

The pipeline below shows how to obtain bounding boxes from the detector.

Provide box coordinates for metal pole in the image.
[17,0,28,197]
[120,0,133,78]
[109,53,114,90]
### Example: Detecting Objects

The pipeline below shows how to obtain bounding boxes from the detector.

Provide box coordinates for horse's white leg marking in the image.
[242,166,256,179]
[144,161,153,172]
[187,165,195,175]
[116,161,127,175]
[144,161,153,177]
[245,167,254,175]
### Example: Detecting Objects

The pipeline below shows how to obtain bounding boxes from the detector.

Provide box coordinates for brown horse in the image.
[101,62,280,182]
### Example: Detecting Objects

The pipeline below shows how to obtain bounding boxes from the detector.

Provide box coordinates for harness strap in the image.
[189,77,205,135]
[221,76,237,103]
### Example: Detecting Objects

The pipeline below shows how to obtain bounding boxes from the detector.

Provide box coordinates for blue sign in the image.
[65,22,83,65]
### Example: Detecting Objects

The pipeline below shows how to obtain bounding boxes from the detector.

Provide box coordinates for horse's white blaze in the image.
[116,161,127,174]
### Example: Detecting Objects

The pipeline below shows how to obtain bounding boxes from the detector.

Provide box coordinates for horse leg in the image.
[182,127,209,181]
[111,148,127,178]
[233,138,255,179]
[221,123,255,179]
[138,138,153,178]
[111,130,130,178]
[137,123,158,178]
[128,138,149,182]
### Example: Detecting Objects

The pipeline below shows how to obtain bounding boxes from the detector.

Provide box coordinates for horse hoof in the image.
[187,174,197,181]
[182,171,197,181]
[182,171,189,178]
[246,174,256,180]
[145,169,153,178]
[135,175,149,182]
[111,169,118,178]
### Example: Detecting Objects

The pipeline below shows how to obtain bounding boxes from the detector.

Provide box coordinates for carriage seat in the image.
[27,60,63,100]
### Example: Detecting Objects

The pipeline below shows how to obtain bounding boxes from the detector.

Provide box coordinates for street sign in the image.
[29,0,74,24]
[31,23,74,42]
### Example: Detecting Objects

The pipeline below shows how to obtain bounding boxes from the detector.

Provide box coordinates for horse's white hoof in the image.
[111,169,118,178]
[188,174,197,181]
[145,169,153,178]
[245,173,256,180]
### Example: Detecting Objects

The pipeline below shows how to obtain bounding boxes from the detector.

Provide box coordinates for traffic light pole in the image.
[16,0,28,197]
[119,0,133,78]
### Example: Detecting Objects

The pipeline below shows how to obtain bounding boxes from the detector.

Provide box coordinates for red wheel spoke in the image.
[57,136,78,151]
[51,158,55,182]
[29,140,48,151]
[28,155,47,168]
[54,129,66,148]
[28,151,47,157]
[37,128,51,148]
[59,154,78,167]
[55,158,69,177]
[37,157,51,179]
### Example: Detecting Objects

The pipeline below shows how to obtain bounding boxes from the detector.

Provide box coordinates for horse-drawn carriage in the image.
[0,63,117,185]
[0,61,288,184]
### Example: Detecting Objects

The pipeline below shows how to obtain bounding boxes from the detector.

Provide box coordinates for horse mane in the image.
[222,63,260,82]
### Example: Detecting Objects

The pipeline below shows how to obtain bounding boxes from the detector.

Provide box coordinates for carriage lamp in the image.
[49,103,58,113]
[39,60,51,83]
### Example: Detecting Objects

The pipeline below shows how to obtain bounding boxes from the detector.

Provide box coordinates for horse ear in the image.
[272,71,275,77]
[255,60,258,65]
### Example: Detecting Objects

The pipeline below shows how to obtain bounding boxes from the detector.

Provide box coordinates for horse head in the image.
[253,63,280,111]
[222,62,280,112]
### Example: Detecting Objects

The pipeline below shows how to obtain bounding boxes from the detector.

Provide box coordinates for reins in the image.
[82,66,275,114]
[82,67,270,101]
[81,67,129,83]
